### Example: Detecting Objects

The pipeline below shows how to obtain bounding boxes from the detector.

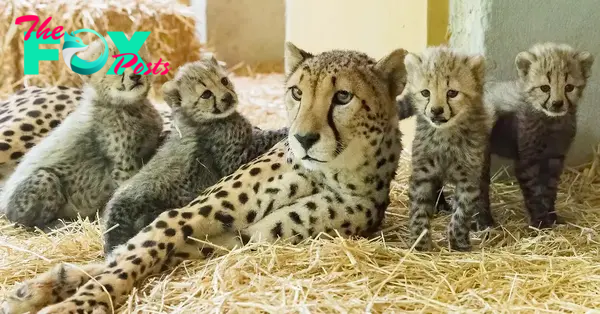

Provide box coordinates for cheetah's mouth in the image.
[302,155,327,163]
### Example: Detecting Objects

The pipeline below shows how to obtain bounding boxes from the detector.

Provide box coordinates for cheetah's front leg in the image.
[448,176,484,251]
[540,156,566,225]
[408,173,437,251]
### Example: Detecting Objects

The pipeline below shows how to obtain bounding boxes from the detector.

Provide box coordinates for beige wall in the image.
[285,0,428,59]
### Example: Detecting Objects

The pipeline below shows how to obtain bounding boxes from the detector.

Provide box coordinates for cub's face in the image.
[80,37,153,105]
[516,42,594,117]
[283,42,407,171]
[162,55,237,123]
[404,47,485,128]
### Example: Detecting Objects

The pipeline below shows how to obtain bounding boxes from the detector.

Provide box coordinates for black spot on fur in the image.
[155,221,167,228]
[55,104,65,111]
[10,152,23,160]
[57,94,70,100]
[232,181,242,188]
[253,182,260,193]
[181,225,194,238]
[20,123,34,131]
[49,120,61,128]
[249,168,261,176]
[215,190,229,198]
[26,110,41,118]
[222,200,235,211]
[214,211,234,228]
[238,193,249,204]
[289,212,303,225]
[164,228,176,237]
[271,222,283,238]
[199,205,212,217]
[33,98,45,105]
[305,202,317,211]
[142,240,157,247]
[181,212,193,219]
[168,210,178,218]
[246,210,257,223]
[0,143,10,151]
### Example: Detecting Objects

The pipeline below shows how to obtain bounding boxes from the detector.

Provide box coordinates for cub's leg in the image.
[1,264,104,314]
[448,173,484,251]
[5,168,66,230]
[540,156,566,225]
[408,167,438,251]
[473,150,495,231]
[514,158,550,228]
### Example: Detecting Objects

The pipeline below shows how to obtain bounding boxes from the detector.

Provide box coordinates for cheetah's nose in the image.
[551,100,564,110]
[222,92,234,106]
[294,132,320,151]
[130,73,142,83]
[430,106,444,116]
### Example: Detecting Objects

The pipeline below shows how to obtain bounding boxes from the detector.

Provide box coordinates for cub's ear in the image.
[201,52,220,67]
[515,51,536,78]
[284,42,313,77]
[466,55,486,83]
[162,80,181,108]
[374,48,409,98]
[574,50,594,79]
[403,52,422,78]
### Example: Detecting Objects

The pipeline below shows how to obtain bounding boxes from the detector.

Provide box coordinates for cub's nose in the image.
[222,92,234,106]
[551,100,564,110]
[129,73,142,83]
[430,106,444,116]
[294,132,320,151]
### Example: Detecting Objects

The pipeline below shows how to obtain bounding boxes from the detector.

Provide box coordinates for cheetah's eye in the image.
[290,86,302,101]
[333,90,353,105]
[201,90,213,99]
[447,89,459,98]
[420,89,430,97]
[221,77,229,86]
[540,85,551,93]
[565,84,575,92]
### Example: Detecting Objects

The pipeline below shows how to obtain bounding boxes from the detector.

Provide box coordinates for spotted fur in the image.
[0,42,407,314]
[0,37,163,230]
[103,57,288,252]
[405,47,493,251]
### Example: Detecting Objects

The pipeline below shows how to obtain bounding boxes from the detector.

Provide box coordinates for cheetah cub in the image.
[405,47,493,251]
[0,38,163,230]
[487,43,593,228]
[103,56,288,252]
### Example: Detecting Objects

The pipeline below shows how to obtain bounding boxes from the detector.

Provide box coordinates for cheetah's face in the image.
[79,37,153,105]
[515,42,594,117]
[284,42,407,171]
[162,55,237,123]
[404,47,485,129]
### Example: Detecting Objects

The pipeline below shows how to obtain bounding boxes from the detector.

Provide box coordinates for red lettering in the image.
[161,62,171,75]
[112,53,138,74]
[151,58,164,75]
[133,62,145,75]
[143,63,154,75]
[15,15,39,41]
[36,17,53,40]
[50,26,64,40]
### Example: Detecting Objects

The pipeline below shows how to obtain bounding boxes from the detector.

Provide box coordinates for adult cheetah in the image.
[1,42,407,314]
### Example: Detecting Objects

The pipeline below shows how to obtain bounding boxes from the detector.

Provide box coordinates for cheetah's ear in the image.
[466,55,486,83]
[375,48,408,98]
[574,50,594,79]
[515,51,536,78]
[201,52,220,66]
[403,52,422,78]
[162,80,181,108]
[284,42,313,77]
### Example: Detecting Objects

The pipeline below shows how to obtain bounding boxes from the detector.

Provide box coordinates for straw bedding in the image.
[2,74,600,313]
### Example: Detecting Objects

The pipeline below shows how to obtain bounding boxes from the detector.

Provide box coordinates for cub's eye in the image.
[565,84,575,92]
[447,89,459,98]
[200,90,213,99]
[540,85,551,93]
[221,77,229,86]
[290,86,302,101]
[333,90,354,105]
[420,89,430,97]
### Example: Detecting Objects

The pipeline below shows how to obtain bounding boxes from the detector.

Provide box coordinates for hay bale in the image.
[0,0,204,98]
